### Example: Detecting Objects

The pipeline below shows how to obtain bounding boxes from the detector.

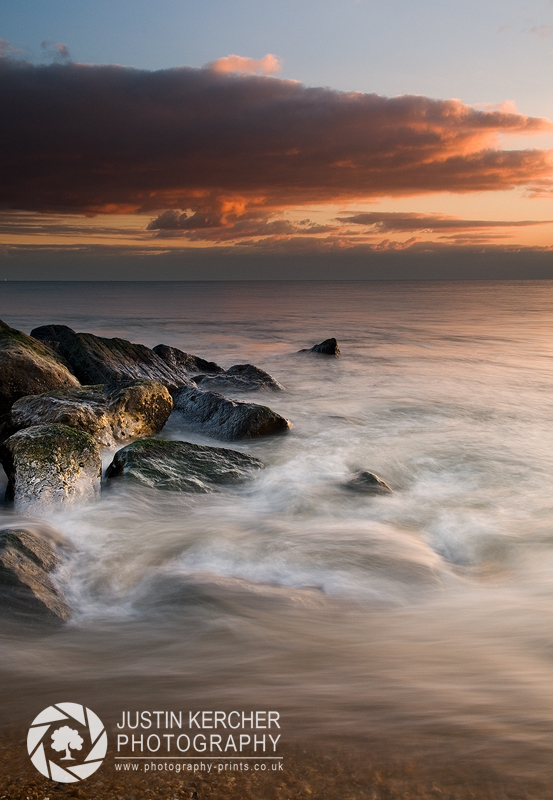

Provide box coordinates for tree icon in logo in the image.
[27,703,107,783]
[51,726,84,760]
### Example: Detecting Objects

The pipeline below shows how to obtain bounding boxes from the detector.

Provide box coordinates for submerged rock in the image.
[0,319,80,414]
[0,527,71,622]
[153,344,223,378]
[345,470,393,495]
[10,379,173,447]
[31,325,200,390]
[0,424,102,513]
[195,364,284,393]
[173,387,292,441]
[105,437,263,492]
[298,337,340,356]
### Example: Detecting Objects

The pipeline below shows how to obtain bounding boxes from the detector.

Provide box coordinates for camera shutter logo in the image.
[27,703,107,783]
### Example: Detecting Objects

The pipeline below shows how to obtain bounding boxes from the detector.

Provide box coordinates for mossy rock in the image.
[105,437,263,493]
[0,423,102,512]
[10,379,173,446]
[0,319,79,414]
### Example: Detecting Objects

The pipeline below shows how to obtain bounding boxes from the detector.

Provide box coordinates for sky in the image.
[1,0,553,279]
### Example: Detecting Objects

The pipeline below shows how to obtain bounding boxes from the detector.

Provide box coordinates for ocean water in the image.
[2,280,553,778]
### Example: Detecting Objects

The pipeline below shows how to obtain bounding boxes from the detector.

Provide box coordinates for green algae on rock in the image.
[105,437,263,492]
[0,423,102,513]
[10,379,173,447]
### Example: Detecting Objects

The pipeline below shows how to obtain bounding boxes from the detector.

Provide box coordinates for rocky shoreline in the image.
[0,321,392,624]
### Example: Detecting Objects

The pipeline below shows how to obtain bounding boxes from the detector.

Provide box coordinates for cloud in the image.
[0,39,24,59]
[206,53,281,75]
[337,211,553,232]
[527,25,553,37]
[147,209,223,230]
[147,209,335,241]
[40,41,72,63]
[0,57,551,216]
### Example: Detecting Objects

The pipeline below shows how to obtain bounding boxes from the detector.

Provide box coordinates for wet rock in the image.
[173,387,292,441]
[0,527,71,622]
[195,364,284,393]
[0,412,16,445]
[105,437,264,492]
[299,338,340,356]
[31,325,198,390]
[0,424,102,513]
[153,344,223,378]
[345,470,393,495]
[10,379,173,447]
[0,319,80,414]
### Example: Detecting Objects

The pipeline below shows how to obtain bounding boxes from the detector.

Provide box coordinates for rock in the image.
[0,319,80,414]
[10,379,173,447]
[153,344,223,378]
[0,527,71,622]
[0,412,16,445]
[345,471,393,495]
[31,325,198,390]
[0,424,102,513]
[173,387,292,441]
[105,437,264,492]
[195,364,284,393]
[299,337,340,356]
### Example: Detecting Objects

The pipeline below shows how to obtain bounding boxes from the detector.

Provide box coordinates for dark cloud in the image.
[147,209,334,240]
[0,58,551,216]
[40,41,71,63]
[337,211,553,232]
[147,209,223,230]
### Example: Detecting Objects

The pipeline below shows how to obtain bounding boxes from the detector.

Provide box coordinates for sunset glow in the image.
[2,0,553,277]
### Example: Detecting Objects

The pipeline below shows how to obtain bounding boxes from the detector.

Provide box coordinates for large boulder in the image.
[0,319,80,414]
[10,380,173,447]
[153,344,223,377]
[298,337,340,356]
[173,387,292,441]
[0,424,102,513]
[345,470,393,495]
[195,364,284,393]
[105,438,263,492]
[31,325,200,390]
[0,527,71,622]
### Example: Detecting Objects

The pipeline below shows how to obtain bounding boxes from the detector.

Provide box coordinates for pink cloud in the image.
[206,53,281,75]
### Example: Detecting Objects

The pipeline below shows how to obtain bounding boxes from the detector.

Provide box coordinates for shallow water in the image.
[2,280,553,778]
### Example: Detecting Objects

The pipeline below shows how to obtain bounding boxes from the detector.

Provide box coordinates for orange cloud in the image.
[1,57,552,218]
[206,53,281,75]
[337,211,553,232]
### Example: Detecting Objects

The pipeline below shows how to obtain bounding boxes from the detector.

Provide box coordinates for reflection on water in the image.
[2,280,553,778]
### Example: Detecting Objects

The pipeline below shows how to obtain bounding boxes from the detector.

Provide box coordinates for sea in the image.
[2,279,553,782]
